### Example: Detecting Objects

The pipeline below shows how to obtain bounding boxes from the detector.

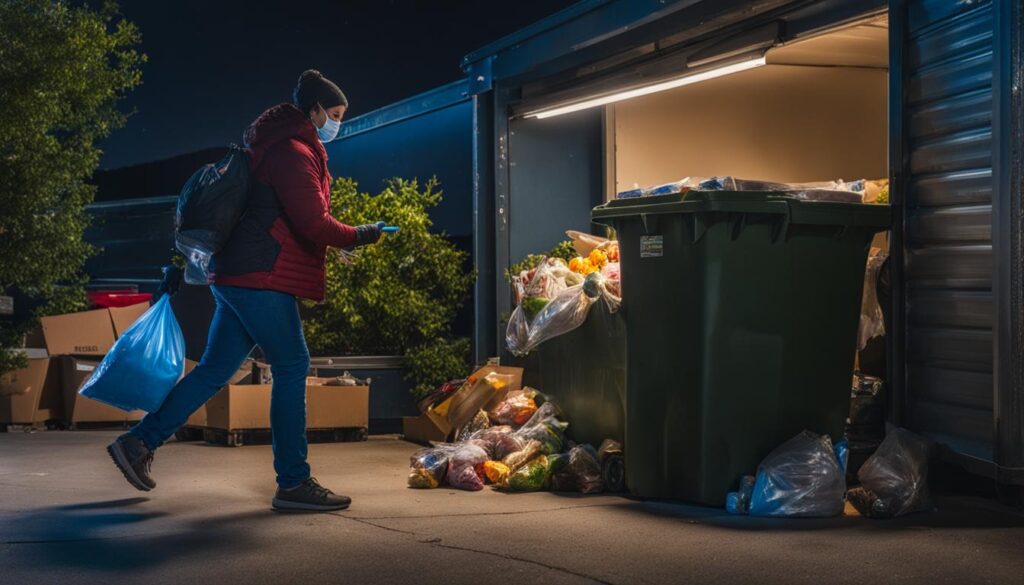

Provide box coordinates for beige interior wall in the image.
[613,64,888,194]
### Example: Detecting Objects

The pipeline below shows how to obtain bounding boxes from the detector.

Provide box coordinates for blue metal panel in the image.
[507,109,604,263]
[891,0,1023,481]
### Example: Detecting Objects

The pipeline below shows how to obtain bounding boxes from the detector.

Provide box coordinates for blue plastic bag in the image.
[79,296,185,413]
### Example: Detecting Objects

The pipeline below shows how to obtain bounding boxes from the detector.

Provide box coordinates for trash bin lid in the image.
[592,191,890,228]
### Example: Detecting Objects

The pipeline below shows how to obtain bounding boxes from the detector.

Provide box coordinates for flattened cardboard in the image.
[59,356,144,424]
[402,411,450,445]
[205,380,369,431]
[109,302,150,337]
[0,358,61,424]
[402,365,523,444]
[28,308,116,357]
[446,365,523,431]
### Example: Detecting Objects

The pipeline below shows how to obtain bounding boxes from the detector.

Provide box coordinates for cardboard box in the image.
[22,302,150,358]
[109,302,150,337]
[402,410,450,444]
[182,359,262,428]
[59,356,144,424]
[205,379,369,431]
[0,357,62,425]
[26,308,116,357]
[402,364,523,444]
[182,359,206,427]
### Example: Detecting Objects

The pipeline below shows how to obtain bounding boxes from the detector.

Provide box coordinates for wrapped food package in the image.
[489,388,540,427]
[502,439,544,472]
[407,445,455,489]
[447,443,489,491]
[483,460,511,485]
[515,402,568,455]
[469,425,526,460]
[455,409,492,442]
[507,455,552,492]
[550,444,604,494]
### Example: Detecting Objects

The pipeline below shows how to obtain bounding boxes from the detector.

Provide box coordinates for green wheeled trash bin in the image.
[592,191,890,505]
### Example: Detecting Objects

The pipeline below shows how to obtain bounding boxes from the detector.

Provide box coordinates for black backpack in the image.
[175,145,251,284]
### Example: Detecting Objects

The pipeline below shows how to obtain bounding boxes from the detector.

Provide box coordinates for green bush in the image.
[302,178,475,398]
[0,0,144,375]
[504,240,575,283]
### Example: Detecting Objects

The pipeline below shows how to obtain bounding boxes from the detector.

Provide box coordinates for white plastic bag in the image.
[858,253,887,351]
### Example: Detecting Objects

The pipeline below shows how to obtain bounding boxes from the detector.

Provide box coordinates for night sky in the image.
[99,0,577,170]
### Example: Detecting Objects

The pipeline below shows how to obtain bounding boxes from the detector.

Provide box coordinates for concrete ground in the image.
[1,431,1023,585]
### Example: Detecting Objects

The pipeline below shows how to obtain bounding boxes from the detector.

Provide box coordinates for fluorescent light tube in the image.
[526,56,767,119]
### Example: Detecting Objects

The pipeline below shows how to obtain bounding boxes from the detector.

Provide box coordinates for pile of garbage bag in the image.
[408,392,612,494]
[725,427,931,519]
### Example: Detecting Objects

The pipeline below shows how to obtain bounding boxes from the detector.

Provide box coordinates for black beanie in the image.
[293,69,347,114]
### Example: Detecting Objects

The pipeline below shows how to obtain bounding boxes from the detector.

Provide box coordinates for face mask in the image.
[316,112,341,143]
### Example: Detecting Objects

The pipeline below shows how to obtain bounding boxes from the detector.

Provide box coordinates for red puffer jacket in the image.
[210,104,357,301]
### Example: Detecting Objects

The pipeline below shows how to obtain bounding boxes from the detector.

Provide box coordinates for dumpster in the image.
[592,191,890,504]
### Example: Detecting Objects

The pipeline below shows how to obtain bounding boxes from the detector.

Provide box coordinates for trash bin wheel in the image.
[602,454,626,493]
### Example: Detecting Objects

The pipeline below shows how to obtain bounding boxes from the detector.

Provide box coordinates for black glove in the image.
[158,265,184,297]
[354,221,385,246]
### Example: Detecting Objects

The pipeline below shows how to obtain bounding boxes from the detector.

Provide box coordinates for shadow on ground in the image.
[3,497,276,573]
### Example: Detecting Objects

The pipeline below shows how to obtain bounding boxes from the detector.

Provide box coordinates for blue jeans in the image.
[131,285,311,488]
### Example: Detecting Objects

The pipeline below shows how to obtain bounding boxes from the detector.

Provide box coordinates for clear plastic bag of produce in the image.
[489,388,540,427]
[515,402,568,455]
[858,253,888,351]
[468,425,525,460]
[502,439,544,473]
[507,455,552,492]
[447,443,489,491]
[847,428,931,518]
[408,444,456,489]
[506,271,620,355]
[747,431,847,518]
[78,296,185,413]
[454,409,491,442]
[550,444,604,494]
[513,257,583,311]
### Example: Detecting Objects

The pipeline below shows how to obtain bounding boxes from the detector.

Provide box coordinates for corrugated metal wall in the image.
[898,0,996,461]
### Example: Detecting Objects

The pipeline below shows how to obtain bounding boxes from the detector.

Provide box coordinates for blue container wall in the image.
[325,101,474,242]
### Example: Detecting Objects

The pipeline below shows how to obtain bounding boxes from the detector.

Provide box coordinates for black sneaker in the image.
[272,478,351,512]
[107,433,156,491]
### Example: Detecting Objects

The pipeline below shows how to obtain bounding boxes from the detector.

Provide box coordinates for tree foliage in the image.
[0,0,144,374]
[303,178,475,398]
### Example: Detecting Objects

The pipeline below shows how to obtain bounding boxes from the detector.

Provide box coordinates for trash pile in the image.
[506,232,621,356]
[408,388,617,494]
[726,427,931,519]
[615,176,890,204]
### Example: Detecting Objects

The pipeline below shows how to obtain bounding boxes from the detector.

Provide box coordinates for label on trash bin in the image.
[640,235,664,258]
[76,363,96,372]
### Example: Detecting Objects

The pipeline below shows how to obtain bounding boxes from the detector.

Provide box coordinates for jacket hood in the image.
[243,103,323,170]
